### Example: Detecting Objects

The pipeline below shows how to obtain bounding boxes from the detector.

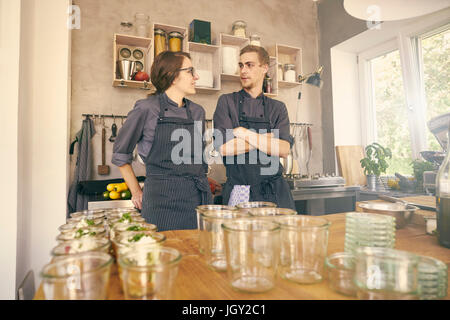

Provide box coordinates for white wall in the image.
[331,48,362,146]
[14,0,71,298]
[0,0,21,300]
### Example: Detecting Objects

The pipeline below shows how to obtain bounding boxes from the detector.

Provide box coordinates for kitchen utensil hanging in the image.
[98,116,110,175]
[109,115,117,142]
[290,123,312,177]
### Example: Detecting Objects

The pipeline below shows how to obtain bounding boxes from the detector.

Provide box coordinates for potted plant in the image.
[360,142,392,191]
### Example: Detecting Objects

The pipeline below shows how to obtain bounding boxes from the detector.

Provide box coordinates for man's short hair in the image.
[240,45,270,66]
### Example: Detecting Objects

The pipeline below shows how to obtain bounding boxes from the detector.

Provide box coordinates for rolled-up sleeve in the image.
[213,95,235,151]
[111,101,149,167]
[273,102,294,147]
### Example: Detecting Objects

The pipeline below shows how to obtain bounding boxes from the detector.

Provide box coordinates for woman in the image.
[112,51,212,231]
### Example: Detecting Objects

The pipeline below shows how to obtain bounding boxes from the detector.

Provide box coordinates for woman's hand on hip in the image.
[131,188,143,210]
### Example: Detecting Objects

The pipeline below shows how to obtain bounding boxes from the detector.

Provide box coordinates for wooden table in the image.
[34,210,450,300]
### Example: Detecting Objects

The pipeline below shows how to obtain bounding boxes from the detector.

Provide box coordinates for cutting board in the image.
[336,145,367,186]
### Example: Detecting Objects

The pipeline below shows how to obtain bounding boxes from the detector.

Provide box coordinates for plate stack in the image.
[344,212,396,254]
[417,256,448,300]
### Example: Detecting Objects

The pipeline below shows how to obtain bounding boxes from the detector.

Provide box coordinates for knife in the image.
[378,194,436,212]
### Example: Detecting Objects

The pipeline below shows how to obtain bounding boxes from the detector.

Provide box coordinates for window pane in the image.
[371,50,412,175]
[421,27,450,151]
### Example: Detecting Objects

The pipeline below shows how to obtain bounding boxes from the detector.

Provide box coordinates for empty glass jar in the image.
[222,219,280,293]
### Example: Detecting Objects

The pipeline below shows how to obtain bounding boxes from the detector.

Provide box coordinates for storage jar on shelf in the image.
[250,34,261,46]
[168,31,184,52]
[232,20,247,38]
[154,28,167,57]
[283,64,296,82]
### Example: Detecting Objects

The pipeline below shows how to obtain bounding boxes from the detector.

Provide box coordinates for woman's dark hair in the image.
[150,51,191,94]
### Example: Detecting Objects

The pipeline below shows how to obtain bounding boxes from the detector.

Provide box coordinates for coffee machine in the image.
[422,112,450,194]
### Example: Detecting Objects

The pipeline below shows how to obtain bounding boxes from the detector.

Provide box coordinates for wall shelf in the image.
[113,33,154,90]
[188,42,221,92]
[112,29,303,97]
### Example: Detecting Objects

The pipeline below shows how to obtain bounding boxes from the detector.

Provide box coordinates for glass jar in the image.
[283,64,296,82]
[222,219,280,293]
[134,13,149,38]
[250,34,261,46]
[232,20,247,38]
[263,76,272,94]
[154,28,167,57]
[277,63,283,81]
[168,31,183,52]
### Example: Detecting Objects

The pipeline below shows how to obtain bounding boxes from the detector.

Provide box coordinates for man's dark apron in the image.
[222,91,295,210]
[142,94,212,231]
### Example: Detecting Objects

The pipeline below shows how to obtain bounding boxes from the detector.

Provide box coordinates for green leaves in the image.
[360,143,392,176]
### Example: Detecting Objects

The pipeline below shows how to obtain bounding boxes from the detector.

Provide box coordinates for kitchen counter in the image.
[291,186,360,215]
[34,211,449,300]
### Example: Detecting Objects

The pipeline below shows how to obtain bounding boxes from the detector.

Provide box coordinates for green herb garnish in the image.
[119,213,132,223]
[86,219,95,226]
[126,225,145,232]
[129,233,145,242]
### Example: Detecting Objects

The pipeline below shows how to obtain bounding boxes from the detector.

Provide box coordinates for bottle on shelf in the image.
[436,125,450,248]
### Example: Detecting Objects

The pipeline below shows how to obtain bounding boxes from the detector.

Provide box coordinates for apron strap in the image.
[250,174,282,203]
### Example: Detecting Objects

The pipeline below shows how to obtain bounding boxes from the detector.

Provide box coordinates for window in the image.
[417,26,450,151]
[359,21,450,176]
[369,50,412,175]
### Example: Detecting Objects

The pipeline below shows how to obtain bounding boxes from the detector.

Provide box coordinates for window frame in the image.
[358,17,450,162]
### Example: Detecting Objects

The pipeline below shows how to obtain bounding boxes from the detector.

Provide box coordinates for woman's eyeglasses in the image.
[178,67,195,76]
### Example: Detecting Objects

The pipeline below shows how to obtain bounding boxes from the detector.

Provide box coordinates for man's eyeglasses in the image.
[178,66,196,76]
[238,62,262,70]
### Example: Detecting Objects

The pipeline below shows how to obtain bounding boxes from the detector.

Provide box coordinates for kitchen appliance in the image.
[421,112,450,193]
[284,173,346,189]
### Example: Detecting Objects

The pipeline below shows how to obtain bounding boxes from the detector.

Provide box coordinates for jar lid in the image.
[284,63,295,68]
[168,31,184,38]
[250,34,260,40]
[120,22,133,27]
[154,28,166,36]
[232,20,247,29]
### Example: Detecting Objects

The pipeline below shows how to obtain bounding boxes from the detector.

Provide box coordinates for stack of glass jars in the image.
[344,212,396,254]
[417,255,448,300]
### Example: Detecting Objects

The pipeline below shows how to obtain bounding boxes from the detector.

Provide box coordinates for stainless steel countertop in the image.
[291,185,360,201]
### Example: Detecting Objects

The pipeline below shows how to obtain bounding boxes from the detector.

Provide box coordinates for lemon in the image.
[107,183,117,192]
[103,191,110,200]
[114,182,129,192]
[109,191,121,200]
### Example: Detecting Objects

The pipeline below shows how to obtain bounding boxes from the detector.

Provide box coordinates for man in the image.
[213,45,295,209]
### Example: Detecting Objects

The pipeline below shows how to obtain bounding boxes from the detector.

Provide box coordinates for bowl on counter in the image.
[357,201,418,229]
